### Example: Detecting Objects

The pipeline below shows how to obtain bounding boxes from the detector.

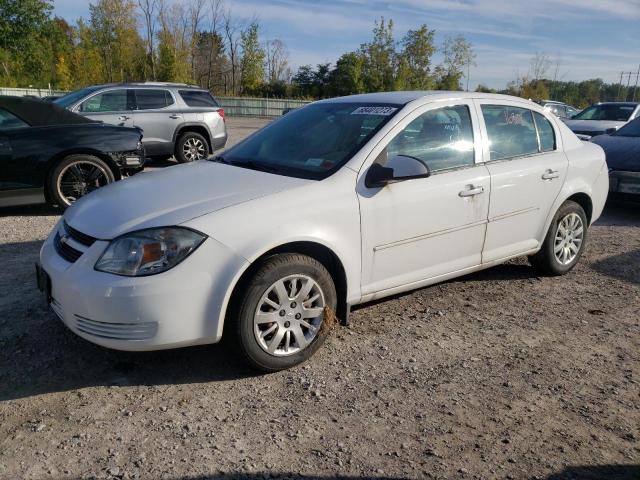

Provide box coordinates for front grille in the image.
[54,231,83,263]
[74,315,158,341]
[64,221,96,247]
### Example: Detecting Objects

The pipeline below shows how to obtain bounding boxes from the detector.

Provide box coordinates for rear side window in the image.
[179,90,218,107]
[133,89,174,110]
[0,108,29,130]
[481,105,539,161]
[533,112,556,152]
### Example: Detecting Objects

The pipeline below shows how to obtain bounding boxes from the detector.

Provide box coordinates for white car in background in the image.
[37,92,608,372]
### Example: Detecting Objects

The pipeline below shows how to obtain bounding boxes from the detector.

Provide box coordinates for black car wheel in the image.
[175,132,209,163]
[50,154,115,209]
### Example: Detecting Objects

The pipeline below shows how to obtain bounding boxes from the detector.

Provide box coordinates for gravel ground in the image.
[0,117,638,480]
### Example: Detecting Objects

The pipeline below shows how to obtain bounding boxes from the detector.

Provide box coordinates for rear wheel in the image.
[175,132,209,163]
[49,154,115,209]
[231,254,337,372]
[529,200,588,275]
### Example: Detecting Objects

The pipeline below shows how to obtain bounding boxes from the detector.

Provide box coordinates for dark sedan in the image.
[0,96,145,209]
[592,117,640,195]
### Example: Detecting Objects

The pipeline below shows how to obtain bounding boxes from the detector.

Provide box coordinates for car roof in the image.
[592,102,640,106]
[316,91,540,106]
[0,95,95,127]
[87,82,207,90]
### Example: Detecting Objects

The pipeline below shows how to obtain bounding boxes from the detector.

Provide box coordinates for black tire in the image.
[49,154,115,210]
[529,200,588,276]
[174,132,209,163]
[231,254,337,372]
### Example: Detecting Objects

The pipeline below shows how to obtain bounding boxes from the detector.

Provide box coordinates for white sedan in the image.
[38,92,608,371]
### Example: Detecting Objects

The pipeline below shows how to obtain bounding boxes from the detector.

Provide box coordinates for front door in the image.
[75,88,135,128]
[358,102,491,297]
[476,102,568,262]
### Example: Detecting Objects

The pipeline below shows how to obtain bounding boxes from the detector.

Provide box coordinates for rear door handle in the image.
[459,185,485,197]
[542,169,560,180]
[118,115,130,121]
[169,114,181,119]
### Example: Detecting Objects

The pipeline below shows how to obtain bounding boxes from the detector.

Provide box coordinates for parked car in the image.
[0,95,144,209]
[591,117,640,195]
[37,92,608,371]
[563,102,640,140]
[54,82,227,163]
[41,95,62,102]
[535,100,580,119]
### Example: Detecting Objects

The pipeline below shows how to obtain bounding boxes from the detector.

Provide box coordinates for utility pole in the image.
[632,64,640,102]
[617,71,624,100]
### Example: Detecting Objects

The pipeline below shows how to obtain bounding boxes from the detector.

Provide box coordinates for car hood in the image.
[64,161,310,239]
[563,119,625,134]
[591,134,640,171]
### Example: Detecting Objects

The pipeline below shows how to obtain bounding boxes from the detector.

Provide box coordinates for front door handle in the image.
[542,169,560,180]
[118,115,130,121]
[459,185,485,197]
[169,114,181,119]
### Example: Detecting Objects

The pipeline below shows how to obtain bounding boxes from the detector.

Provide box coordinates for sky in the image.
[53,0,640,89]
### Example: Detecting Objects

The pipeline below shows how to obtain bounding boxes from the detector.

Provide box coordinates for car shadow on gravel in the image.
[591,249,640,285]
[0,204,59,217]
[546,464,640,480]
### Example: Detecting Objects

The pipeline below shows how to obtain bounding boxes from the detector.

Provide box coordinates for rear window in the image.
[0,108,29,129]
[179,90,219,107]
[134,89,174,110]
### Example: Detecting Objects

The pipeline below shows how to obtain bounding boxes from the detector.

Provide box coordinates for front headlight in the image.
[95,227,206,276]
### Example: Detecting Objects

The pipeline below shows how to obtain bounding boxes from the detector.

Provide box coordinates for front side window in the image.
[220,102,399,179]
[134,89,173,110]
[0,108,29,130]
[386,105,475,173]
[79,90,130,113]
[573,104,635,122]
[533,112,556,152]
[481,105,539,161]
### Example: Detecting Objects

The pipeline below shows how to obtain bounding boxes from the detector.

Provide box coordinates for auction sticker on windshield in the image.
[351,106,398,116]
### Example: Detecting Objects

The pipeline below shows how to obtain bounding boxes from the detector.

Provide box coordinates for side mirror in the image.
[365,155,430,188]
[605,127,617,135]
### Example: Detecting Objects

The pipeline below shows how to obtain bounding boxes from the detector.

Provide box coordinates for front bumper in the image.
[39,220,248,351]
[609,170,640,195]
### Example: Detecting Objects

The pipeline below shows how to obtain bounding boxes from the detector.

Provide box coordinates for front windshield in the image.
[613,117,640,137]
[573,104,635,121]
[219,102,401,179]
[53,86,102,108]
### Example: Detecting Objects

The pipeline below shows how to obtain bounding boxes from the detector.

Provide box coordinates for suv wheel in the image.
[175,132,209,163]
[49,154,115,210]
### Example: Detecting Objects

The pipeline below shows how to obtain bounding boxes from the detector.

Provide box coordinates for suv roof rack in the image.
[127,82,204,88]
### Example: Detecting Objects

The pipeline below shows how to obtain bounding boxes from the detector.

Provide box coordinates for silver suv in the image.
[54,83,227,163]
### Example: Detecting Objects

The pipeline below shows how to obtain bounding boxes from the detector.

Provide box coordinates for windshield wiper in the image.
[210,154,230,164]
[229,160,282,174]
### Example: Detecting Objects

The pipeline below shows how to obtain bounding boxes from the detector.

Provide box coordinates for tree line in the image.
[0,0,633,106]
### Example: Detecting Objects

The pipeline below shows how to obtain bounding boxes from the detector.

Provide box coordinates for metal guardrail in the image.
[0,87,68,98]
[0,88,311,117]
[217,96,311,117]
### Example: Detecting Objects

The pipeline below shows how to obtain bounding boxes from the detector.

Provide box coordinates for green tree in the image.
[360,17,395,92]
[54,54,72,90]
[239,22,265,95]
[436,35,475,91]
[396,25,436,90]
[328,52,365,96]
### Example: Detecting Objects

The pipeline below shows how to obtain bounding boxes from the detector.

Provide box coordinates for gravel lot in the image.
[0,117,638,480]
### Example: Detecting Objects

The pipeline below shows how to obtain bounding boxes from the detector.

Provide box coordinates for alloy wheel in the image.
[182,137,206,161]
[253,274,325,357]
[554,212,584,265]
[56,161,111,206]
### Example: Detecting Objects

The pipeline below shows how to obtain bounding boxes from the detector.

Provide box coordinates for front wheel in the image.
[49,154,115,209]
[529,200,588,275]
[231,254,337,372]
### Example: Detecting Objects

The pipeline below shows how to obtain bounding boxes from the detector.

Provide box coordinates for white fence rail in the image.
[0,87,67,98]
[0,87,311,117]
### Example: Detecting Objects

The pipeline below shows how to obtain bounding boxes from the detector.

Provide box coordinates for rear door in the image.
[129,89,180,155]
[476,102,568,263]
[75,89,135,128]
